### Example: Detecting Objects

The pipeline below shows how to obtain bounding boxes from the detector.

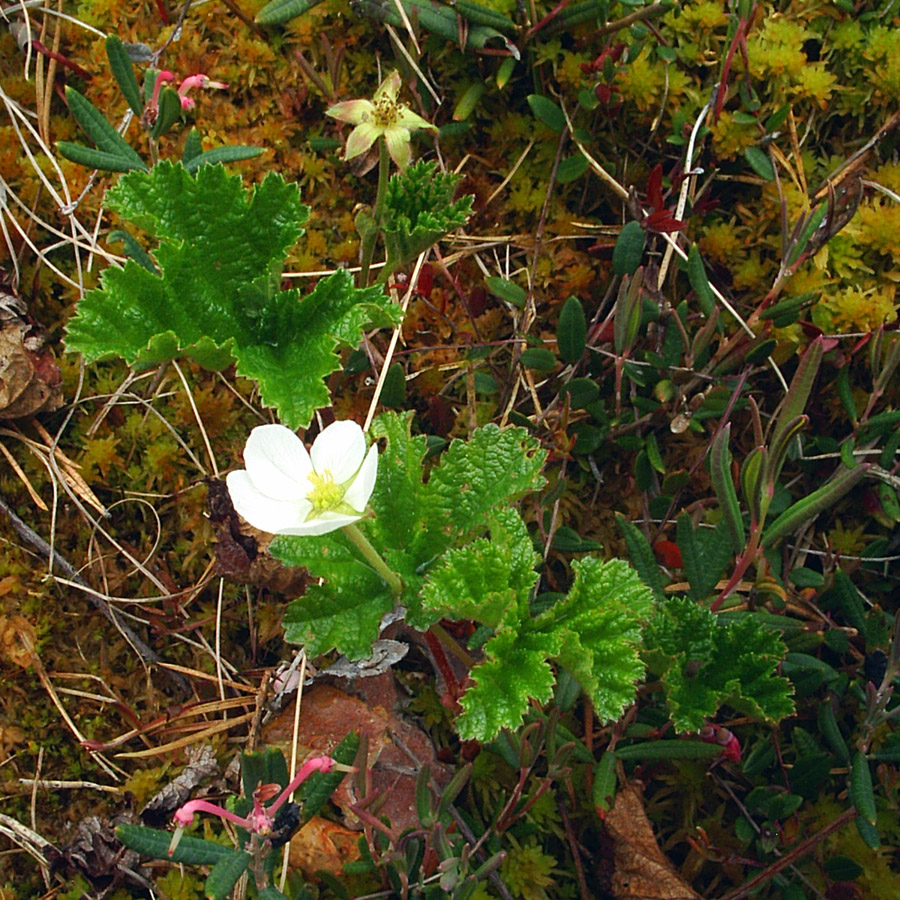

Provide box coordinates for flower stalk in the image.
[342,521,402,597]
[167,756,342,857]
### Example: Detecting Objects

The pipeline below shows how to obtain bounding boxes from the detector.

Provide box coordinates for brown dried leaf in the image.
[0,292,63,419]
[605,784,702,900]
[288,814,361,881]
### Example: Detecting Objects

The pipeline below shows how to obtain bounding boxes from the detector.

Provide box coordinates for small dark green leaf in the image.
[116,824,234,865]
[850,751,877,825]
[527,94,565,132]
[687,244,716,318]
[520,348,557,371]
[556,154,589,183]
[593,751,617,814]
[297,732,359,825]
[561,378,599,409]
[108,230,157,273]
[256,0,326,24]
[614,740,723,760]
[380,362,407,407]
[205,850,252,900]
[65,86,146,168]
[182,127,202,163]
[824,856,864,882]
[150,86,182,139]
[617,514,665,601]
[744,146,775,180]
[485,276,526,307]
[612,220,645,276]
[557,295,586,363]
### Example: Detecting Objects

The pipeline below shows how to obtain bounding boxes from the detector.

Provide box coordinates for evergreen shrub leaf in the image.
[64,162,400,429]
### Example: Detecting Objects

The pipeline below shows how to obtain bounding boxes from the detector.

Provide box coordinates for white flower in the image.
[326,70,436,170]
[226,421,378,537]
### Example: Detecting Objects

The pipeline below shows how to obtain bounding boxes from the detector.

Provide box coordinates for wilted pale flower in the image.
[326,70,436,170]
[226,421,377,537]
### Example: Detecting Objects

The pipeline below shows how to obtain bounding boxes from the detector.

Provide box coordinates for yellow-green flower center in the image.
[306,470,344,511]
[373,94,401,128]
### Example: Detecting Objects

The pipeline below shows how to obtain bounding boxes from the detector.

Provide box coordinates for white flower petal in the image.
[344,122,380,160]
[343,443,378,512]
[326,98,374,125]
[276,509,362,536]
[310,420,367,483]
[227,470,309,533]
[383,127,411,170]
[243,424,311,500]
[395,106,435,132]
[374,70,401,103]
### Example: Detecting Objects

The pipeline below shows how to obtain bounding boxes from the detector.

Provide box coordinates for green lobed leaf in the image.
[421,424,546,549]
[420,507,539,629]
[274,529,395,658]
[382,161,473,271]
[645,597,794,732]
[456,628,561,741]
[64,162,400,429]
[367,412,432,559]
[540,557,654,722]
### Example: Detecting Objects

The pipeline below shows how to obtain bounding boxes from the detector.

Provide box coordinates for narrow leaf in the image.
[557,295,586,363]
[256,0,326,24]
[56,141,147,172]
[150,86,182,139]
[850,752,877,825]
[593,751,617,814]
[108,230,158,273]
[612,220,645,276]
[182,127,202,163]
[616,514,665,601]
[485,275,526,307]
[64,87,145,168]
[204,850,252,900]
[762,464,868,547]
[116,825,234,865]
[106,36,144,116]
[687,244,716,318]
[297,732,359,824]
[744,146,774,180]
[710,424,745,552]
[614,740,723,761]
[183,144,264,173]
